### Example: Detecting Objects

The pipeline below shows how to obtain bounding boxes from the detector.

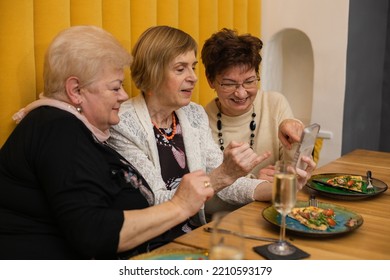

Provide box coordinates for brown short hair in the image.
[201,28,263,82]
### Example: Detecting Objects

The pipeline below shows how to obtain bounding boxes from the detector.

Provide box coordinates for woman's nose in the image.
[233,85,248,98]
[118,88,129,102]
[188,68,198,83]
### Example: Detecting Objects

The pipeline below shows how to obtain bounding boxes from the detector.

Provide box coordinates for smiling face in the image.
[79,67,128,131]
[212,65,258,116]
[150,51,198,111]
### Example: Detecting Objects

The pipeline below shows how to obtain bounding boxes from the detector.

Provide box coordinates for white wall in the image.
[260,0,350,167]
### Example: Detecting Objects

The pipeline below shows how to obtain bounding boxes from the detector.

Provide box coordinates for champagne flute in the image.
[267,160,297,256]
[209,212,244,260]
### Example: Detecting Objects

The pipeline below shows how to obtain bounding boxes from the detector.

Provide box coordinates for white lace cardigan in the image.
[109,94,264,219]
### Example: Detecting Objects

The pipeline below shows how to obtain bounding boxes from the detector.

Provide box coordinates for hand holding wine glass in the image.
[267,160,297,256]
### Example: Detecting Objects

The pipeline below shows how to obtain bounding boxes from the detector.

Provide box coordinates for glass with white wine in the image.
[209,212,244,260]
[267,160,297,256]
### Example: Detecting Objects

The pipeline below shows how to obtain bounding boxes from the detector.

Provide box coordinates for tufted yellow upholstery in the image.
[0,0,261,146]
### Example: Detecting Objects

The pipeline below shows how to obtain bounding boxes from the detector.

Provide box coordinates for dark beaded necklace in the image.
[217,105,256,151]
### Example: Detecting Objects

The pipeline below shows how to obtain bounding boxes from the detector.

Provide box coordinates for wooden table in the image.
[157,149,390,259]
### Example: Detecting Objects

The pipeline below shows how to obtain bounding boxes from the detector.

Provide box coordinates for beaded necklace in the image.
[152,112,177,141]
[217,105,256,151]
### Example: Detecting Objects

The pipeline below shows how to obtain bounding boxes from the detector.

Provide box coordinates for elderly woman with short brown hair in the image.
[202,28,316,183]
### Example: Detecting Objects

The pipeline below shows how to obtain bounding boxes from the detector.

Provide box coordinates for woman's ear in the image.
[65,76,82,105]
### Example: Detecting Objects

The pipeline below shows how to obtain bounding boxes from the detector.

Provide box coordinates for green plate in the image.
[306,173,388,200]
[262,201,363,237]
[130,248,209,260]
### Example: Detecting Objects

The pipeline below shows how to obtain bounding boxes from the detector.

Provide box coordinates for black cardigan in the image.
[0,106,155,259]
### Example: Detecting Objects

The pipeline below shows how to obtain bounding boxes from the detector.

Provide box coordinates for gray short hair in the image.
[43,25,132,98]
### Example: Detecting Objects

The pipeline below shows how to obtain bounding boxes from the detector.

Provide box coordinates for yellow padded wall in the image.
[129,0,158,95]
[198,0,218,105]
[102,0,132,49]
[0,0,36,146]
[0,0,262,146]
[34,0,71,95]
[233,0,248,32]
[179,0,199,38]
[70,0,103,26]
[248,0,262,36]
[157,0,179,26]
[218,0,234,29]
[102,0,132,94]
[179,0,200,103]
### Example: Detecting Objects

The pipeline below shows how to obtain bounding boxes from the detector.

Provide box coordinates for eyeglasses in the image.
[217,78,260,92]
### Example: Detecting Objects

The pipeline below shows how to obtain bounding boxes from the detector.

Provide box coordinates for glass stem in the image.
[279,213,286,243]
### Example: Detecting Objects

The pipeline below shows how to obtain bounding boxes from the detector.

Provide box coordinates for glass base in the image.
[267,241,296,256]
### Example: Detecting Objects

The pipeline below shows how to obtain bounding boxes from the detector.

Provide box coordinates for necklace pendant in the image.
[250,120,256,131]
[217,119,222,130]
[217,105,256,151]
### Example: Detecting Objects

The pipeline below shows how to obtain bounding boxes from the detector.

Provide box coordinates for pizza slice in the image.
[289,206,336,231]
[326,175,364,192]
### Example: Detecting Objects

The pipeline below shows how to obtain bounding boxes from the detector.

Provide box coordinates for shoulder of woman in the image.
[261,90,285,99]
[22,107,93,150]
[27,106,84,130]
[204,98,217,113]
[260,90,290,105]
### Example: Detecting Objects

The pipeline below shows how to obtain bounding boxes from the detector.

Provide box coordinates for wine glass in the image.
[209,212,244,260]
[267,160,297,256]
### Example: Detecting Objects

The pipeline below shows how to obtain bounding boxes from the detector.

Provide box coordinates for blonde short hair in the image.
[43,25,132,98]
[131,26,197,93]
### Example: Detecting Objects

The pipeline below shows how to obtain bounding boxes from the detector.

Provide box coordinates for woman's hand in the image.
[171,170,214,217]
[224,141,271,178]
[253,156,316,202]
[257,165,275,182]
[295,155,316,190]
[224,141,271,176]
[278,119,304,149]
[209,141,271,192]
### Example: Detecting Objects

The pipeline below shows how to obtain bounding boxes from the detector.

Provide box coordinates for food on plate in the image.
[345,218,358,228]
[326,175,364,192]
[289,206,336,231]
